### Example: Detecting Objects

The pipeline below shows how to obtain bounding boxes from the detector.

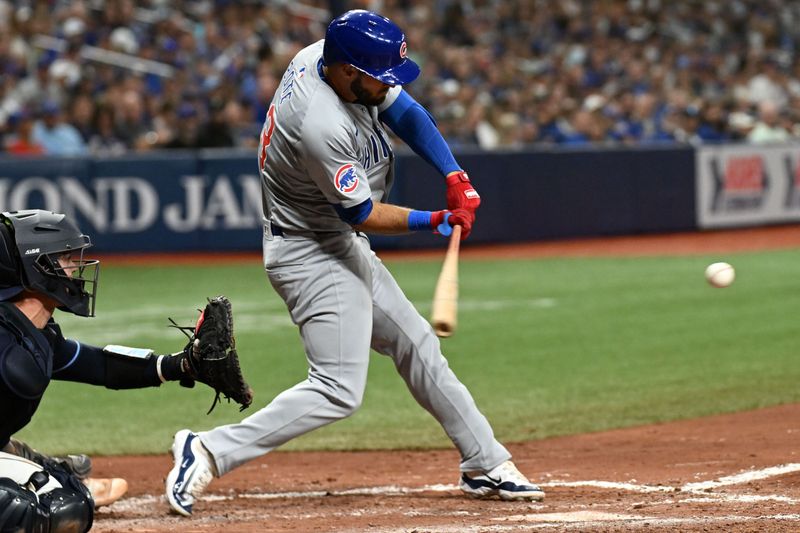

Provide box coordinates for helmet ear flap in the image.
[0,222,23,288]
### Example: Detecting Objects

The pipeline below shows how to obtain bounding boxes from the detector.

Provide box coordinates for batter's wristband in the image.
[408,210,433,231]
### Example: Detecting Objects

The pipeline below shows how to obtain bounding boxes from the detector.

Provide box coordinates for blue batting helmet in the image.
[323,10,420,86]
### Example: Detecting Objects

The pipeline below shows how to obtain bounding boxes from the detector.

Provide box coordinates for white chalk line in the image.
[545,480,673,493]
[682,462,800,491]
[682,494,799,504]
[100,484,462,512]
[546,462,800,500]
[94,463,800,531]
[491,513,800,531]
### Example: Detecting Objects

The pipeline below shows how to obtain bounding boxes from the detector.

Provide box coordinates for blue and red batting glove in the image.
[445,171,481,212]
[431,208,474,240]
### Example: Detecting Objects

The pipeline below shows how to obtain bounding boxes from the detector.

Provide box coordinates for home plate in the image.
[495,511,647,523]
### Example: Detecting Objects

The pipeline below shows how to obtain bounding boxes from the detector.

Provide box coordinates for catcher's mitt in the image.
[170,296,253,414]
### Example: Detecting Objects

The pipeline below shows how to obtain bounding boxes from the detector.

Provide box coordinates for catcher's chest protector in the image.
[0,303,54,446]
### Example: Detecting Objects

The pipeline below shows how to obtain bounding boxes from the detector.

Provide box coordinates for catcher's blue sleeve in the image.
[379,90,460,176]
[50,323,163,389]
[54,340,168,389]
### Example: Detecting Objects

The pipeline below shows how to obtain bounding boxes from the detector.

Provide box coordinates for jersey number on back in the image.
[258,104,276,171]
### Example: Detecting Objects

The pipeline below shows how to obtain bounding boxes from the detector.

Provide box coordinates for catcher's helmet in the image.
[0,210,99,317]
[323,10,420,85]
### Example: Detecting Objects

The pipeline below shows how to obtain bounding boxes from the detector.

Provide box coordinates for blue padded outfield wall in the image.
[0,145,725,253]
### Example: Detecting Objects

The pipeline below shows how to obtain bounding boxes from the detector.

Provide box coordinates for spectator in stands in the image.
[165,103,201,149]
[562,106,611,146]
[114,89,151,150]
[5,57,57,112]
[69,94,95,143]
[31,101,87,156]
[87,104,126,157]
[223,99,259,149]
[197,99,235,148]
[4,110,44,156]
[672,106,705,146]
[146,102,179,150]
[747,100,791,144]
[696,101,730,143]
[748,58,788,108]
[728,111,756,141]
[3,1,800,151]
[48,42,83,98]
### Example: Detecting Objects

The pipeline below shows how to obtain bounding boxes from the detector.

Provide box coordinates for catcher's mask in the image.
[0,210,99,317]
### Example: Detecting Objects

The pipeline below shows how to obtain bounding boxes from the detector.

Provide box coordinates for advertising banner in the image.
[696,144,800,228]
[0,151,263,252]
[0,146,697,252]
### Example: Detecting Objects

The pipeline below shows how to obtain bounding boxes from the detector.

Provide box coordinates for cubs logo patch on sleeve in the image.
[334,164,360,194]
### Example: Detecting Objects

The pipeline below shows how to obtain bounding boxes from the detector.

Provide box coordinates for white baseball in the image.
[705,262,735,288]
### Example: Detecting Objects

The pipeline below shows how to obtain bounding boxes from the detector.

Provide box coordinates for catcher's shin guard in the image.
[0,476,50,533]
[40,487,94,532]
[0,452,93,532]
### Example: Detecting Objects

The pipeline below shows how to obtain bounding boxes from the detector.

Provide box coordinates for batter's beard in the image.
[350,75,387,106]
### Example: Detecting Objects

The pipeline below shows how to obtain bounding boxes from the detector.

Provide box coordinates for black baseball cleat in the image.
[6,438,93,479]
[459,460,545,501]
[54,454,93,480]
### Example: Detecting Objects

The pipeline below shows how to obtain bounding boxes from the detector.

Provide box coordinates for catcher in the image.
[0,210,252,533]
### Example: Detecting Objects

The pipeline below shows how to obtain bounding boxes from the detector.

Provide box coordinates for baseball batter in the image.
[166,10,544,515]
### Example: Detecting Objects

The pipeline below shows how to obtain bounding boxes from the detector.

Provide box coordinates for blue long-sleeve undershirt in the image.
[379,90,460,176]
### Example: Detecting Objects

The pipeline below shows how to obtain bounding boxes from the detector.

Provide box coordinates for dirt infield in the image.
[91,226,800,532]
[93,404,800,532]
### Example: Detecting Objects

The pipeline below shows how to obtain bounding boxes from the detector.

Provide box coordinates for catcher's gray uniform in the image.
[199,41,510,474]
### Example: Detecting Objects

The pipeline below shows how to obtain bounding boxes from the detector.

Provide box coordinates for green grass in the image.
[16,249,800,455]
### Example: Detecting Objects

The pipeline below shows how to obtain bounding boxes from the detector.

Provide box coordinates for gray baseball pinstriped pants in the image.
[200,227,510,475]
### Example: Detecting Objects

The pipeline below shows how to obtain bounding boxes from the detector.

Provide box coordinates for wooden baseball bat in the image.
[431,225,462,338]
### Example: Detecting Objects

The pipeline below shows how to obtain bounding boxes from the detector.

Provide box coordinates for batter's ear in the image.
[340,64,359,78]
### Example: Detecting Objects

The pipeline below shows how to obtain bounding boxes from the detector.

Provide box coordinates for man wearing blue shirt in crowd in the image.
[32,101,88,156]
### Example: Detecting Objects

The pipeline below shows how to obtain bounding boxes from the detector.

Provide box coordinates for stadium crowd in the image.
[1,0,799,156]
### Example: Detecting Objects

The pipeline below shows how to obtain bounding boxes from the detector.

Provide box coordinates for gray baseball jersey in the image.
[200,40,510,476]
[259,40,397,233]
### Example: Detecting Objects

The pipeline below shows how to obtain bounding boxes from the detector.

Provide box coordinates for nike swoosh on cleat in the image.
[485,474,502,485]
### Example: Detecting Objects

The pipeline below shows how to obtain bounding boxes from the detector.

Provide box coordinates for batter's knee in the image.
[327,385,364,416]
[309,368,366,417]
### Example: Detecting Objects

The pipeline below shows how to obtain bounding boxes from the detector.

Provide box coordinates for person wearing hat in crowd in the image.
[4,109,44,155]
[31,100,87,155]
[165,102,202,149]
